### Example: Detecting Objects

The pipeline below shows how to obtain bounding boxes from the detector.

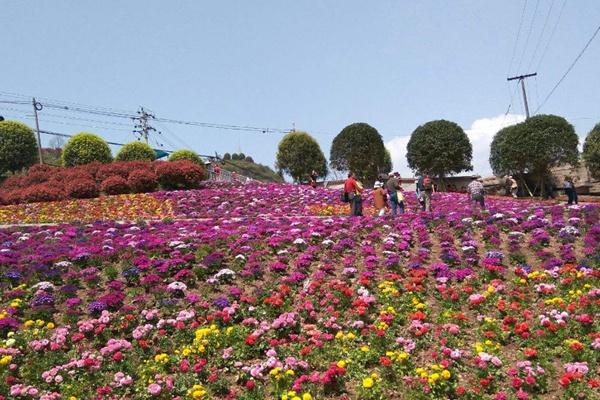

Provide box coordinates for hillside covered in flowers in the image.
[0,182,599,399]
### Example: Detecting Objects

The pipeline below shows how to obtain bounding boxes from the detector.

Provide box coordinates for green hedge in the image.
[0,120,38,174]
[62,132,112,166]
[168,149,202,165]
[116,141,155,161]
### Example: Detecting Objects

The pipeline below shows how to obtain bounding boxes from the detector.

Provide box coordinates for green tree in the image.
[276,131,327,182]
[0,120,39,174]
[330,123,386,183]
[582,123,600,180]
[62,132,112,166]
[223,153,231,160]
[115,141,155,161]
[490,114,578,195]
[168,149,203,165]
[406,120,472,180]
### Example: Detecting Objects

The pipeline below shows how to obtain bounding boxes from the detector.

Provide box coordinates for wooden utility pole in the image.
[32,98,44,164]
[507,73,537,119]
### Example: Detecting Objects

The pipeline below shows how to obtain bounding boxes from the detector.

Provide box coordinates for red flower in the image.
[245,335,257,346]
[380,356,392,366]
[245,380,256,390]
[112,351,123,362]
[523,348,537,358]
[511,377,522,389]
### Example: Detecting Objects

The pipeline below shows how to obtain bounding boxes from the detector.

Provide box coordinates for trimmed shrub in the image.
[4,189,26,205]
[21,184,64,203]
[0,120,39,174]
[66,178,99,199]
[94,161,152,183]
[168,149,203,165]
[128,169,158,193]
[62,132,112,166]
[24,164,63,186]
[100,176,130,195]
[1,175,27,191]
[155,160,206,190]
[115,141,155,162]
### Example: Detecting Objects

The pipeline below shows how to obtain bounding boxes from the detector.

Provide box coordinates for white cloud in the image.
[385,114,525,178]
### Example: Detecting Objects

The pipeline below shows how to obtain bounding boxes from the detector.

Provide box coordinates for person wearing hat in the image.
[385,172,404,216]
[373,181,388,216]
[467,175,485,210]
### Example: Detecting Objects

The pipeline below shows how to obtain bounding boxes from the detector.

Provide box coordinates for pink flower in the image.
[148,383,161,395]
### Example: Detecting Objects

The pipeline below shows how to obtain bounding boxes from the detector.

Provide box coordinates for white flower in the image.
[32,281,56,291]
[167,281,187,291]
[293,238,306,245]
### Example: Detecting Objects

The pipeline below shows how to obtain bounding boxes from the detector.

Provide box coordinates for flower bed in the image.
[0,185,599,399]
[0,160,206,205]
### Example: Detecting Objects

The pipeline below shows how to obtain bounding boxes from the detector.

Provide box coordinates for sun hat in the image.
[374,181,383,188]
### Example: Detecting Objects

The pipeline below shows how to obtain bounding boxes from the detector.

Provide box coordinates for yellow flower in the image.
[0,355,12,366]
[285,369,295,376]
[46,322,55,330]
[336,360,346,369]
[360,346,370,352]
[69,397,78,400]
[346,332,356,340]
[36,319,45,327]
[24,320,34,328]
[362,377,374,388]
[302,394,312,400]
[441,370,451,379]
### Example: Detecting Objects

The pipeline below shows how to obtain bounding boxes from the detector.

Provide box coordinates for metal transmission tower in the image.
[507,73,537,119]
[133,107,157,144]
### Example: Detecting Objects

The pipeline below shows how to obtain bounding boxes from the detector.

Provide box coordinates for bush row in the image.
[0,160,206,205]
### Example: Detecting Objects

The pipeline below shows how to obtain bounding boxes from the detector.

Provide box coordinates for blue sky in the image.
[2,1,599,178]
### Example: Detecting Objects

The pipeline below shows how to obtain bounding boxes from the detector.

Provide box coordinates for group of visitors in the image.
[563,176,579,205]
[342,172,438,216]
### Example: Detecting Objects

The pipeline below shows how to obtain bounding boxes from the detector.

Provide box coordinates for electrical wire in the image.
[515,0,540,74]
[507,0,529,77]
[535,0,567,71]
[526,0,555,72]
[534,23,600,114]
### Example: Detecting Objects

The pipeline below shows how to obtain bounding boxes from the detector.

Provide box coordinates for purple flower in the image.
[213,297,230,309]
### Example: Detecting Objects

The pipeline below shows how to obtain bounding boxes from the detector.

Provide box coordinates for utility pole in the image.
[32,98,44,164]
[133,107,156,144]
[507,73,537,119]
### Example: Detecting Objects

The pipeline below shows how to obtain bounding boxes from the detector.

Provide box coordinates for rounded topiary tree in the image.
[583,123,600,180]
[115,141,155,162]
[0,120,39,175]
[330,123,387,184]
[62,132,112,167]
[276,131,327,182]
[406,120,472,178]
[168,149,203,165]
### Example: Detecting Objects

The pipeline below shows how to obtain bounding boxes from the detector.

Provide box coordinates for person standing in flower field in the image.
[344,172,363,216]
[417,174,434,212]
[385,172,405,215]
[373,181,388,216]
[467,176,485,210]
[309,170,318,188]
[507,175,518,198]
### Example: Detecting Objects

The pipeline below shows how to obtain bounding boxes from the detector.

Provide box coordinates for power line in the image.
[535,0,567,71]
[515,0,540,75]
[534,23,600,114]
[526,0,555,72]
[507,0,529,77]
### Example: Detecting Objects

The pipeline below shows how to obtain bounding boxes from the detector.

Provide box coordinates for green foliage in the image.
[168,149,203,165]
[115,141,155,161]
[276,131,327,182]
[0,120,38,174]
[223,153,231,160]
[490,115,578,178]
[62,132,112,166]
[330,123,386,183]
[406,120,472,177]
[222,160,283,182]
[582,123,600,180]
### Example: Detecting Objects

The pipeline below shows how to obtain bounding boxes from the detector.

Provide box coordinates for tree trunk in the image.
[519,174,533,197]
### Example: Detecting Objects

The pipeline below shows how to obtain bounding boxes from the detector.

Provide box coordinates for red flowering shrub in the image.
[128,169,158,193]
[3,188,26,204]
[100,176,130,195]
[24,164,61,186]
[1,175,27,191]
[155,161,206,190]
[66,178,99,199]
[21,183,65,203]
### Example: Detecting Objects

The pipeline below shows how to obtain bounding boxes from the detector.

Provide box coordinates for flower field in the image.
[0,183,599,399]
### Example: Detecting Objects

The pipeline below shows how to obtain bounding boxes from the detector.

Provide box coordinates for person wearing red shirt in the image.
[344,172,363,216]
